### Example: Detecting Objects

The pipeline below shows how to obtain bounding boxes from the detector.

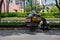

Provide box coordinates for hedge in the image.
[0,22,60,27]
[48,22,60,27]
[0,22,25,26]
[40,12,60,18]
[1,12,60,18]
[1,12,30,18]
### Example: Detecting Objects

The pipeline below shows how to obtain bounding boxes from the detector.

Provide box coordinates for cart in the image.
[25,15,42,32]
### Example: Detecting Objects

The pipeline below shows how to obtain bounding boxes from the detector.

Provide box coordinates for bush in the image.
[0,22,60,28]
[0,22,25,26]
[1,12,17,17]
[16,12,30,17]
[8,12,17,17]
[32,5,41,10]
[1,12,30,18]
[48,22,60,27]
[53,12,60,18]
[40,12,60,18]
[1,12,60,18]
[1,12,9,17]
[25,6,31,12]
[50,6,59,12]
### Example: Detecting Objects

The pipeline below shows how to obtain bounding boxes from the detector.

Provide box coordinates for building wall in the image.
[9,4,21,12]
[2,0,21,12]
[2,0,44,12]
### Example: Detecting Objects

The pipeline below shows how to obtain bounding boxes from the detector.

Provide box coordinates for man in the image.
[28,10,47,25]
[28,10,48,31]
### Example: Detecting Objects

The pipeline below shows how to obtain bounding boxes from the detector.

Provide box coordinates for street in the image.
[0,29,60,40]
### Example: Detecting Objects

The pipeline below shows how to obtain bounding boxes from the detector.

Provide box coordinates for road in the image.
[0,29,60,40]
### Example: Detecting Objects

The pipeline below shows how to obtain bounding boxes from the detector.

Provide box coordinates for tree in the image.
[28,0,32,11]
[28,0,32,7]
[45,0,60,12]
[55,0,60,12]
[0,0,3,22]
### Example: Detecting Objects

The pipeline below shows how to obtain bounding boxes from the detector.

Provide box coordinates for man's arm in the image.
[28,11,36,18]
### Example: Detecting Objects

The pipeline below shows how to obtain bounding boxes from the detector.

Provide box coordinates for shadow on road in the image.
[44,30,60,35]
[0,29,60,37]
[0,29,36,36]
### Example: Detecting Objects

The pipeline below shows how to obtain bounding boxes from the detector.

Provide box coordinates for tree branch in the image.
[55,0,60,11]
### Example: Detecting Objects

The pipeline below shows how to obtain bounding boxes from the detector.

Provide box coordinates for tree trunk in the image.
[6,0,10,13]
[59,0,60,4]
[24,0,25,12]
[0,0,3,22]
[55,0,60,12]
[3,1,5,12]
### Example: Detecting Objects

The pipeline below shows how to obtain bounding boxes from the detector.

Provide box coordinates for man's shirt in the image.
[28,11,37,18]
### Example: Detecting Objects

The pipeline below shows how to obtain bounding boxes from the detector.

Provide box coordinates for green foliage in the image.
[0,22,60,27]
[50,6,59,12]
[25,6,31,12]
[49,22,60,27]
[1,12,30,18]
[1,12,60,18]
[32,5,42,11]
[0,22,25,26]
[16,12,30,17]
[25,5,42,12]
[40,12,60,18]
[1,12,9,17]
[1,12,17,17]
[54,12,60,18]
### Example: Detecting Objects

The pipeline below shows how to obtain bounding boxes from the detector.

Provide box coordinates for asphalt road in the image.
[0,29,60,40]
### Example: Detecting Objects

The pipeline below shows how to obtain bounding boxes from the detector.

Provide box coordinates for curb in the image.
[0,27,60,30]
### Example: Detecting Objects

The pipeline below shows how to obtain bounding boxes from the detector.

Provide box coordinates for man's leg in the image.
[42,18,47,30]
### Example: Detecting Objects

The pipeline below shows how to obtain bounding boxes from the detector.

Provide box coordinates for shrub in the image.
[1,12,60,18]
[8,12,17,17]
[0,22,25,26]
[1,12,9,17]
[40,12,60,18]
[1,12,17,17]
[0,22,60,27]
[50,6,59,12]
[48,22,60,27]
[16,12,30,17]
[25,6,31,12]
[1,12,30,18]
[32,5,41,11]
